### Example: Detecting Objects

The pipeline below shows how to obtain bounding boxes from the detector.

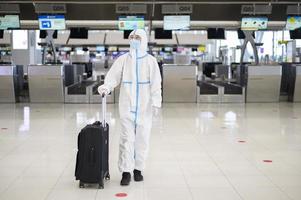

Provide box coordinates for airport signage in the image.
[38,15,66,30]
[116,4,147,14]
[162,4,193,14]
[0,4,20,14]
[35,4,66,14]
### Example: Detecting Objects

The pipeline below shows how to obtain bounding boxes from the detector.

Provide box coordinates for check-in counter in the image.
[288,65,301,102]
[214,81,245,103]
[246,65,282,102]
[65,80,95,103]
[0,65,16,103]
[163,64,197,103]
[197,81,223,103]
[28,64,64,103]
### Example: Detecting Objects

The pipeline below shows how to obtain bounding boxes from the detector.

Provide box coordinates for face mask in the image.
[130,39,141,50]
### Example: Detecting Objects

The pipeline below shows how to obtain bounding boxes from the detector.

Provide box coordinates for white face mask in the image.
[130,39,141,50]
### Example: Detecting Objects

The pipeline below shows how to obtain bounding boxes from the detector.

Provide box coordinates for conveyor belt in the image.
[67,81,95,95]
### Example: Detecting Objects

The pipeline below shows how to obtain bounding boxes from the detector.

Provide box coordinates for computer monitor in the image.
[203,62,222,78]
[123,30,132,39]
[207,28,225,39]
[154,28,172,39]
[289,28,301,39]
[69,28,88,39]
[39,30,47,38]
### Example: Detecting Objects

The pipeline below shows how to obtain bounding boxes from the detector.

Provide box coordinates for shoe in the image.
[120,172,131,186]
[133,169,144,182]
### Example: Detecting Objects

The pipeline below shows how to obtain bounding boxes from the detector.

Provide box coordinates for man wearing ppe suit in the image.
[98,29,162,186]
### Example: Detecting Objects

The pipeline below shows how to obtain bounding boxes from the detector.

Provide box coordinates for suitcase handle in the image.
[102,94,106,127]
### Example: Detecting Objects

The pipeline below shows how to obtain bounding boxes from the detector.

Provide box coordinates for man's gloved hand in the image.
[98,85,110,96]
[152,106,160,117]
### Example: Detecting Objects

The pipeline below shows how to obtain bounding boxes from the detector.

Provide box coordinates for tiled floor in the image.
[0,102,301,200]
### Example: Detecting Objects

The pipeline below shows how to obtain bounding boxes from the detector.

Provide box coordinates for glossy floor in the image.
[0,103,301,200]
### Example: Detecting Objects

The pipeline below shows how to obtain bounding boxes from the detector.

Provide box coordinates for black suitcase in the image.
[75,95,110,189]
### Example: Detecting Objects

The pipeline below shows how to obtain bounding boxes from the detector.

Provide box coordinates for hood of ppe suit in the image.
[129,29,148,57]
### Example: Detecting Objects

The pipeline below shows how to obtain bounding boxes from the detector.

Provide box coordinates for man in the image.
[98,29,162,186]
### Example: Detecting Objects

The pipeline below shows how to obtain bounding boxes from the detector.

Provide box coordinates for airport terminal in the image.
[0,1,301,200]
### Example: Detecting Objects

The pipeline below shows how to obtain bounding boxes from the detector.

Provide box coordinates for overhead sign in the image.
[286,16,301,30]
[116,4,147,14]
[241,17,268,30]
[0,4,20,14]
[164,15,190,30]
[162,4,192,14]
[35,3,66,14]
[38,15,66,30]
[0,15,20,30]
[118,16,144,30]
[287,5,301,15]
[241,5,272,15]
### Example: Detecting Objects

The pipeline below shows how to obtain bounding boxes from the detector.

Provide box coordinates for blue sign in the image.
[38,15,65,30]
[41,21,51,29]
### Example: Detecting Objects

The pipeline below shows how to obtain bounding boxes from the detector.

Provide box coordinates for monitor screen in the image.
[39,30,47,39]
[0,15,20,30]
[163,15,190,30]
[155,28,172,39]
[286,16,301,30]
[69,28,88,39]
[207,28,216,39]
[38,15,66,30]
[289,28,301,39]
[207,28,225,39]
[123,30,132,39]
[216,28,225,39]
[241,17,268,30]
[118,16,145,30]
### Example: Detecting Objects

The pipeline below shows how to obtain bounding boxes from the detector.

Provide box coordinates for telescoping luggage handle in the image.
[101,94,106,127]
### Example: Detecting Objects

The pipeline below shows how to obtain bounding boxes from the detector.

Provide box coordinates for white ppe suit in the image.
[98,29,162,172]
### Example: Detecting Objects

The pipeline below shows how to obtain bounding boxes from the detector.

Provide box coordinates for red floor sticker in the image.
[238,140,246,143]
[263,160,273,163]
[115,193,127,197]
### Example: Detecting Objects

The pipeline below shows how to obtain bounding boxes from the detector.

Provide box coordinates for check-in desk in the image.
[197,81,223,103]
[246,65,282,102]
[65,80,95,103]
[214,81,245,103]
[0,65,16,103]
[163,64,197,103]
[28,64,64,103]
[288,65,301,102]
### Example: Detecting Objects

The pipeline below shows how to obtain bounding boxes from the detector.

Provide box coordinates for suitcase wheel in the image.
[105,174,110,180]
[79,181,85,188]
